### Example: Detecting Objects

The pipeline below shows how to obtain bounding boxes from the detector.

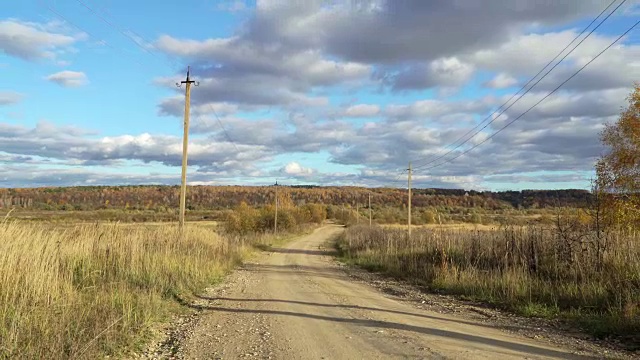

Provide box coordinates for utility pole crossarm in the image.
[180,66,197,86]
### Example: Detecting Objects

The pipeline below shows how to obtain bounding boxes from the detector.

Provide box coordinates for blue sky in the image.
[0,0,638,190]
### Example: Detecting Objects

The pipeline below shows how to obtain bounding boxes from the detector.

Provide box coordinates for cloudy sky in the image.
[1,0,639,190]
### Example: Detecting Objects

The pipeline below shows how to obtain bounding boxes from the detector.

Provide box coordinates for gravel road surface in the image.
[145,225,613,359]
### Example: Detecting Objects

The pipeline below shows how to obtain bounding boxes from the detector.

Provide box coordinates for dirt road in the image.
[168,225,603,359]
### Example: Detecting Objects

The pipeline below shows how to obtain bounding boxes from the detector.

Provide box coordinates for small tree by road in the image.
[596,84,640,228]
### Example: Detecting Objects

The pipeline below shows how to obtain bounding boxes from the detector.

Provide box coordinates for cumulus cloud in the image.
[0,19,84,61]
[148,1,636,190]
[384,97,495,122]
[282,162,314,176]
[484,73,518,89]
[7,1,639,190]
[243,0,606,64]
[343,104,380,117]
[155,34,370,108]
[45,71,88,87]
[386,57,475,91]
[158,96,239,117]
[5,90,627,190]
[469,30,640,92]
[0,91,24,105]
[0,121,270,171]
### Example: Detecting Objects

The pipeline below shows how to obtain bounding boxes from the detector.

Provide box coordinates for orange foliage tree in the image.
[596,84,640,228]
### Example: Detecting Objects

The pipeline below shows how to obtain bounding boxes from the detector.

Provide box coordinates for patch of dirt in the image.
[129,271,252,359]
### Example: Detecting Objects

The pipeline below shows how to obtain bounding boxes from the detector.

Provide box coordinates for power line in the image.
[42,1,239,154]
[73,0,183,71]
[352,1,625,191]
[208,105,241,153]
[366,0,624,189]
[77,0,239,148]
[68,0,241,152]
[38,0,148,68]
[413,0,625,171]
[411,0,624,171]
[418,18,639,173]
[73,0,166,63]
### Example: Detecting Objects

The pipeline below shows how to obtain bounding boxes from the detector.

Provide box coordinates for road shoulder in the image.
[327,238,637,359]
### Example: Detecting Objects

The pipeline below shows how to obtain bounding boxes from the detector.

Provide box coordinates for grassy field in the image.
[0,208,228,224]
[0,220,250,359]
[383,223,503,231]
[337,224,640,346]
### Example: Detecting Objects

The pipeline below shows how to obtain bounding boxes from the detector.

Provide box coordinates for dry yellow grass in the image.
[0,221,248,359]
[339,225,640,341]
[383,223,501,231]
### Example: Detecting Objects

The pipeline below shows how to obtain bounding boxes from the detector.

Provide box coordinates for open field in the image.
[383,223,505,231]
[0,220,249,359]
[0,208,227,224]
[337,225,640,347]
[1,192,637,357]
[0,198,325,359]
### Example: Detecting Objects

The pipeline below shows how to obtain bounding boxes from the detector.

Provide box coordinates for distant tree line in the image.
[0,185,592,212]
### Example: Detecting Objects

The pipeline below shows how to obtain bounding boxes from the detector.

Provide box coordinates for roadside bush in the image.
[306,204,327,224]
[225,203,326,235]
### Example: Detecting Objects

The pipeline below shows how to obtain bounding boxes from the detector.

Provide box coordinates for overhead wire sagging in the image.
[419,18,639,173]
[411,0,625,172]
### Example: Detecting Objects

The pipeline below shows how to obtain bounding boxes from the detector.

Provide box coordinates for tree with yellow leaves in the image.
[596,84,640,228]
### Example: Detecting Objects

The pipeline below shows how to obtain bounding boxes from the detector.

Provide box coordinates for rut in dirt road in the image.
[171,225,603,359]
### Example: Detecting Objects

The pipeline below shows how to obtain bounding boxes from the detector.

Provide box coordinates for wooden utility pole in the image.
[368,193,372,227]
[274,181,278,235]
[178,66,196,230]
[408,162,412,237]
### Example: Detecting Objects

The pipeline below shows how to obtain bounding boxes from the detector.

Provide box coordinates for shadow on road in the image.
[194,296,544,338]
[188,303,593,360]
[268,247,337,256]
[240,263,348,281]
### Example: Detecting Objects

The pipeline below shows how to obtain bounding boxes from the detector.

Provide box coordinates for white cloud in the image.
[155,34,371,108]
[375,57,476,91]
[0,91,24,105]
[45,71,88,87]
[484,73,518,89]
[469,30,640,92]
[384,97,494,121]
[158,96,239,117]
[343,104,380,117]
[0,19,84,61]
[6,2,639,190]
[283,162,314,176]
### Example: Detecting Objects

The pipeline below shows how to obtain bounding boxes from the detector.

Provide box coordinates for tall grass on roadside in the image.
[0,221,249,359]
[338,225,640,340]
